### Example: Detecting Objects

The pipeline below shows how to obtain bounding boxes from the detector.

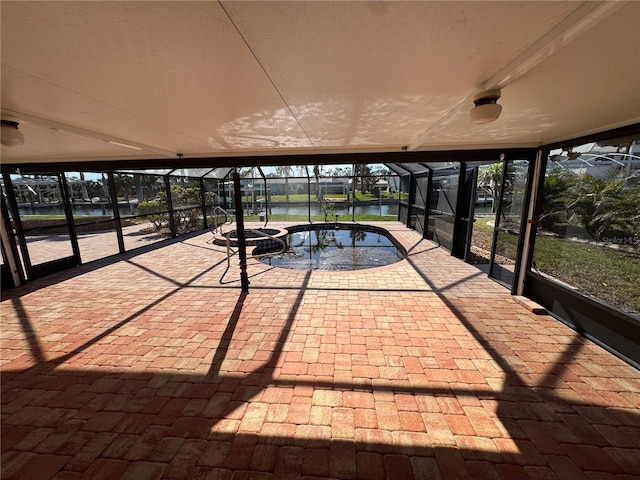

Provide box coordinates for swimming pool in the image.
[254,223,406,271]
[212,227,284,247]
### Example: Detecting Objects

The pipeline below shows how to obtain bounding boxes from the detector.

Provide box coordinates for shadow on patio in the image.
[2,227,639,479]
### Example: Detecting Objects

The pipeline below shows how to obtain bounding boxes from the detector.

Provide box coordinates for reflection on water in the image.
[259,227,404,271]
[18,201,497,223]
[18,204,115,217]
[18,202,400,218]
[265,203,398,217]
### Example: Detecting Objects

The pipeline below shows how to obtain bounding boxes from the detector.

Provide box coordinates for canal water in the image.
[18,201,493,218]
[18,202,401,218]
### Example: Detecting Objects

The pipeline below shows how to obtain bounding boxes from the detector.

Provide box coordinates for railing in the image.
[210,206,287,266]
[242,229,287,263]
[210,205,232,235]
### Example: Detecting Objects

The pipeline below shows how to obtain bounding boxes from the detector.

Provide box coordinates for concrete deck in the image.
[2,222,639,479]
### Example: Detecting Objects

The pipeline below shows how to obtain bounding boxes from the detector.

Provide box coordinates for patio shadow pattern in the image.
[1,223,639,479]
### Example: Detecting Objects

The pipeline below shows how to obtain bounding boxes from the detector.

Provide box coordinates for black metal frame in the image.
[485,153,538,293]
[164,175,177,238]
[0,239,15,289]
[3,173,33,276]
[2,172,81,281]
[232,169,249,292]
[510,158,537,294]
[60,173,81,264]
[522,125,640,367]
[406,174,418,230]
[199,177,208,229]
[306,166,312,224]
[451,163,476,260]
[257,167,268,225]
[1,148,539,174]
[0,186,25,289]
[526,272,639,368]
[424,163,459,252]
[462,164,479,263]
[107,172,126,254]
[423,171,433,239]
[405,171,428,236]
[2,137,637,369]
[488,159,510,282]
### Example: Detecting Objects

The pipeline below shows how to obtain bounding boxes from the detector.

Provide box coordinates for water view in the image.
[17,202,401,219]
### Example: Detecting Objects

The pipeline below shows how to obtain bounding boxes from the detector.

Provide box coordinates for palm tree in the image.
[539,169,577,231]
[313,165,321,199]
[78,172,89,201]
[113,174,134,202]
[569,168,640,240]
[354,164,373,195]
[275,166,293,201]
[477,163,503,213]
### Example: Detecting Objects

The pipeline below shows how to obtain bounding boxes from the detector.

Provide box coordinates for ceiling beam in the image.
[1,109,178,158]
[2,148,536,174]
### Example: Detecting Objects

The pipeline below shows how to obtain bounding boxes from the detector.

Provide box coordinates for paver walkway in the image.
[2,222,639,479]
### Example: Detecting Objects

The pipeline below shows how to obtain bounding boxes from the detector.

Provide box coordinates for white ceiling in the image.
[1,1,639,165]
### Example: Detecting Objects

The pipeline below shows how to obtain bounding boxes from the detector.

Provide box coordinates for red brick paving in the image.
[1,222,639,479]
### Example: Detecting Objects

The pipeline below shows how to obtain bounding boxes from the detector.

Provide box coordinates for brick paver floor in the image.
[2,222,639,479]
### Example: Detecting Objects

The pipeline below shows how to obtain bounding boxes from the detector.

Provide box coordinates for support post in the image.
[164,175,176,237]
[306,166,312,224]
[516,150,544,296]
[352,163,356,222]
[2,173,32,275]
[258,167,268,225]
[423,170,433,239]
[233,169,250,292]
[59,173,81,265]
[108,173,126,254]
[200,177,208,229]
[0,194,23,287]
[407,173,417,230]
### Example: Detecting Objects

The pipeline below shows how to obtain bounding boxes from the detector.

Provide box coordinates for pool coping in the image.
[249,222,409,272]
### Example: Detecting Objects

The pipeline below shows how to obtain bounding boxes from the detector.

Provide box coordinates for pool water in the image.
[255,224,405,271]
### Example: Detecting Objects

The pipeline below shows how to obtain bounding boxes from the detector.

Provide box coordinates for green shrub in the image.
[138,185,219,232]
[138,201,168,229]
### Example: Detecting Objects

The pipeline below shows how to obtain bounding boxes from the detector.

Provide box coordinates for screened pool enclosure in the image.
[2,128,639,366]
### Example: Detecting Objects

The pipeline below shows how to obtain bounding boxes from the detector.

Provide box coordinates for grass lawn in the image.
[470,217,496,252]
[258,194,308,202]
[19,215,67,220]
[533,235,640,315]
[244,192,406,203]
[471,217,640,315]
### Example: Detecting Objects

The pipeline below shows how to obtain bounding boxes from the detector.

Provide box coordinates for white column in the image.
[0,205,22,287]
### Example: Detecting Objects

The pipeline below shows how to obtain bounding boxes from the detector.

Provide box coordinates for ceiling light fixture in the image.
[0,109,178,157]
[1,116,25,147]
[469,90,502,124]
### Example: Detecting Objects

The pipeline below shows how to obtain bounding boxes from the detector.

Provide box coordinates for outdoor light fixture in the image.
[469,90,502,124]
[1,116,24,147]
